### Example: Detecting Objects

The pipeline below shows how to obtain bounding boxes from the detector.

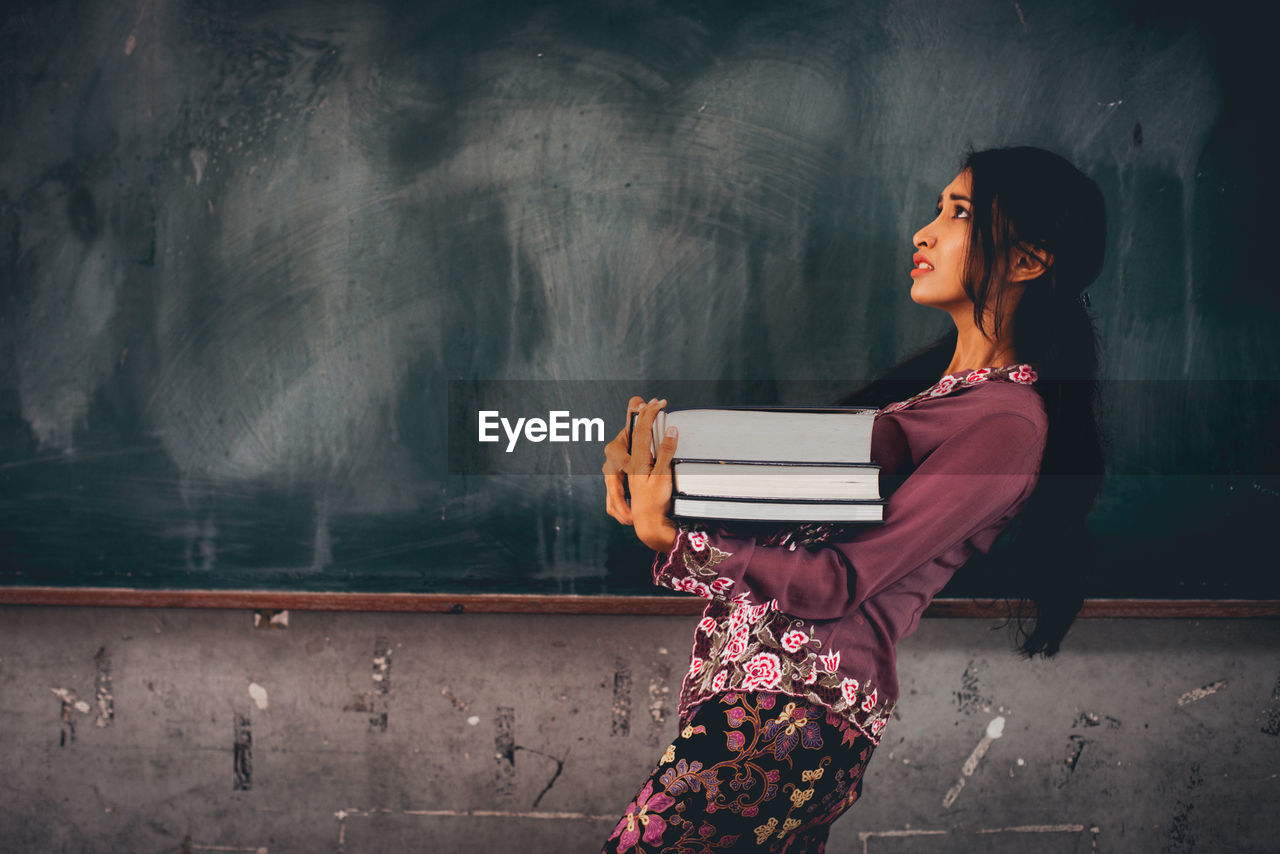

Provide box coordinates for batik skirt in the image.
[603,691,877,853]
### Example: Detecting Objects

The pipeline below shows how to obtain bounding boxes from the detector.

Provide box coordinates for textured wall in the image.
[2,606,1276,852]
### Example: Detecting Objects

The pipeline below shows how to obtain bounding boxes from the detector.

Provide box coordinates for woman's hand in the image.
[603,396,679,552]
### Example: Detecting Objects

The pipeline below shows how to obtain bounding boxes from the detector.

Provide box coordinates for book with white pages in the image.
[671,495,885,523]
[672,460,880,501]
[643,407,879,465]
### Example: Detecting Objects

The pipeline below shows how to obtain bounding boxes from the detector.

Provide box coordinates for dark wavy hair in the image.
[842,146,1107,657]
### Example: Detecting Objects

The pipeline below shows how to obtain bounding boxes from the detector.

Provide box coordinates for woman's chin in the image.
[909,282,966,311]
[908,284,937,307]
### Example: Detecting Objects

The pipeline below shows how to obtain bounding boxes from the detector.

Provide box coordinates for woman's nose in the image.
[913,227,933,249]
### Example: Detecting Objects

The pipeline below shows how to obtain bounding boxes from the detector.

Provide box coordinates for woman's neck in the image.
[943,323,1019,376]
[939,283,1026,376]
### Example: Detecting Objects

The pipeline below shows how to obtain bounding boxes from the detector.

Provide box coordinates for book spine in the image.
[673,458,879,468]
[671,495,885,506]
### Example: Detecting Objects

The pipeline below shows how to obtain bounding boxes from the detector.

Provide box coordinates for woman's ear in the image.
[1010,244,1053,283]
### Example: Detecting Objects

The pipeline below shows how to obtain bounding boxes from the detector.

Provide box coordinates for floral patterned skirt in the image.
[602,692,876,853]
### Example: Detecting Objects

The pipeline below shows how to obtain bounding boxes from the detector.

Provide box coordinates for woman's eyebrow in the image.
[936,193,973,205]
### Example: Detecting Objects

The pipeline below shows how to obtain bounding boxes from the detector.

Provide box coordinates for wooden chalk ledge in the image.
[0,587,1278,618]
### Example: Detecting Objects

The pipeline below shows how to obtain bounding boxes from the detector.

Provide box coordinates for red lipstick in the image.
[911,253,934,277]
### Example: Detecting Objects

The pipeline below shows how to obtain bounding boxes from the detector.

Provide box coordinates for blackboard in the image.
[2,0,1275,603]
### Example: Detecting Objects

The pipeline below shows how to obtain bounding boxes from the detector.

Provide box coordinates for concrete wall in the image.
[2,606,1276,853]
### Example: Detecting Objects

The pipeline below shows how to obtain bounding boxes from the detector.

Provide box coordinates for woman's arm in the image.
[651,411,1046,620]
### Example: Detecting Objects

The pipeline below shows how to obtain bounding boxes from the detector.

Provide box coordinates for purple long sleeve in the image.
[654,411,1044,618]
[650,372,1049,744]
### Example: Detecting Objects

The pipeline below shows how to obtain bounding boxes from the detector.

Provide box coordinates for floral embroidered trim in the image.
[876,363,1038,418]
[654,529,894,745]
[664,532,737,599]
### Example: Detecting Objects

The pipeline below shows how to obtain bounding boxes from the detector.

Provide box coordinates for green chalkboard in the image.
[1,0,1275,599]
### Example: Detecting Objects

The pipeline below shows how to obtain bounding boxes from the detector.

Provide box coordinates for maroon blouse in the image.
[650,365,1048,744]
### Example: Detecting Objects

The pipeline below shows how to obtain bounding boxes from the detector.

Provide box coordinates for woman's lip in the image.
[910,266,931,277]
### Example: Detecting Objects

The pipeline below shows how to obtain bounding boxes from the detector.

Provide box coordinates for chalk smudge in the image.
[253,609,289,629]
[94,646,114,728]
[647,660,671,746]
[1167,762,1203,853]
[942,716,1005,808]
[1055,710,1121,788]
[611,658,632,737]
[189,149,208,185]
[1177,679,1226,707]
[52,687,89,746]
[495,707,516,798]
[954,659,990,715]
[234,714,252,790]
[1261,671,1280,736]
[1073,711,1122,729]
[1056,735,1087,789]
[442,685,469,712]
[369,636,391,732]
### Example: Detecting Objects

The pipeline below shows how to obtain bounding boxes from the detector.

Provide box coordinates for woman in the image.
[600,146,1106,853]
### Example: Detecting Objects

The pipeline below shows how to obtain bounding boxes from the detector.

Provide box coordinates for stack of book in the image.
[635,407,884,523]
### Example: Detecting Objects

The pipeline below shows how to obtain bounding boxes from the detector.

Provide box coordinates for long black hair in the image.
[842,146,1107,657]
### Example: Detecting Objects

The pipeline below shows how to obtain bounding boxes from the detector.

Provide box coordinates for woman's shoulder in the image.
[892,376,1048,441]
[871,378,1047,472]
[958,378,1048,429]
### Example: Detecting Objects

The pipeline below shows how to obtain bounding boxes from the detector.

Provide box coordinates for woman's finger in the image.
[629,398,667,473]
[603,428,631,470]
[620,396,645,471]
[603,467,629,523]
[652,424,678,475]
[623,396,645,439]
[603,434,634,525]
[604,416,636,525]
[606,492,633,525]
[627,400,655,468]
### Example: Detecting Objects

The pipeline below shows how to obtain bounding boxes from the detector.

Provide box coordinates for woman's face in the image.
[910,170,973,312]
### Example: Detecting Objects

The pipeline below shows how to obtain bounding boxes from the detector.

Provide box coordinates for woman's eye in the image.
[954,206,970,219]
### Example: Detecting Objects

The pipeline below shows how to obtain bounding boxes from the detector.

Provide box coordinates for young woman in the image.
[600,146,1107,853]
